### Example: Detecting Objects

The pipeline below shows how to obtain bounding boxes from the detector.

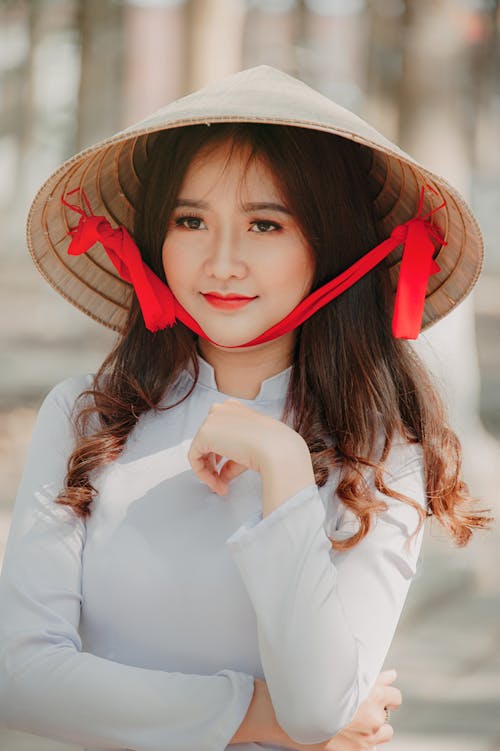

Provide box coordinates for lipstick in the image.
[202,293,256,310]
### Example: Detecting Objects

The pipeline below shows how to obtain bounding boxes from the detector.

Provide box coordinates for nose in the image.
[203,226,247,279]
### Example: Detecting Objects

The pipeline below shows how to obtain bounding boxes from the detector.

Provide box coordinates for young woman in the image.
[0,65,493,751]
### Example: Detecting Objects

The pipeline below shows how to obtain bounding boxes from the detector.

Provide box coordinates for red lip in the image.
[202,292,255,300]
[202,293,256,309]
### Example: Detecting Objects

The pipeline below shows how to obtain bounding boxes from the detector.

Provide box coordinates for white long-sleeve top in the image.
[0,352,427,751]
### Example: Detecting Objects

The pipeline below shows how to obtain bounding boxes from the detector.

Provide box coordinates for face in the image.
[161,138,315,353]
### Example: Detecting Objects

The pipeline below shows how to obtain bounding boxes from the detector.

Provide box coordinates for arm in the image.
[225,437,426,745]
[228,677,280,746]
[0,378,255,751]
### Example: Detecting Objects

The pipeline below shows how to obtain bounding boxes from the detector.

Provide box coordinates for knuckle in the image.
[366,714,381,734]
[372,722,393,744]
[371,712,384,732]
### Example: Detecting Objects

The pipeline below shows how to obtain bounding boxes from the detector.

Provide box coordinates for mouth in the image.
[201,293,257,310]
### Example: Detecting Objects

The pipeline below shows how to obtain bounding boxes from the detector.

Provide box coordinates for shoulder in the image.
[39,372,96,421]
[368,431,427,525]
[360,429,426,517]
[331,432,427,542]
[362,426,423,480]
[381,431,424,483]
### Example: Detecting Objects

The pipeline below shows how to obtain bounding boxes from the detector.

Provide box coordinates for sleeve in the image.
[0,377,255,751]
[224,438,427,745]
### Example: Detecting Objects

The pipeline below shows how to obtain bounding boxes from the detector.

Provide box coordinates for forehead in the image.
[180,137,280,194]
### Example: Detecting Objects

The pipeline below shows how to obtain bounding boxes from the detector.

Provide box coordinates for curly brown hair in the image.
[55,122,494,551]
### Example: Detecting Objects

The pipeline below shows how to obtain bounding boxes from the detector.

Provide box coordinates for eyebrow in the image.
[173,198,292,215]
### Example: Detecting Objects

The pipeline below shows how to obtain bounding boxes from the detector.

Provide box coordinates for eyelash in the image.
[173,215,283,233]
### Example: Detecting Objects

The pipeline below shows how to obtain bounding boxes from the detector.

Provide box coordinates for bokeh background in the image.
[1,1,499,749]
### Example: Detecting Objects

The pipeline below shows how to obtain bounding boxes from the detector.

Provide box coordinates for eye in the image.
[174,215,207,230]
[250,220,282,233]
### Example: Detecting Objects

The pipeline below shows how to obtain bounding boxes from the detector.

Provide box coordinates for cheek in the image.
[162,244,189,291]
[281,246,315,296]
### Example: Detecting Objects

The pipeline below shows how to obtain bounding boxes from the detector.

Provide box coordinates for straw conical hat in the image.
[27,64,483,334]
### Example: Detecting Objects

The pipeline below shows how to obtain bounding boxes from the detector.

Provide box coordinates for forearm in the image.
[228,678,312,749]
[0,639,255,751]
[228,678,282,745]
[228,679,350,751]
[260,439,316,518]
[226,483,360,743]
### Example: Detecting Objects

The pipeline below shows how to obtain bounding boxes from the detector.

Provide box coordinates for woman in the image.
[0,65,493,751]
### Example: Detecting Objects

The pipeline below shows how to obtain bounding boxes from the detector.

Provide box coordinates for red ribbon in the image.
[62,185,446,345]
[62,190,177,332]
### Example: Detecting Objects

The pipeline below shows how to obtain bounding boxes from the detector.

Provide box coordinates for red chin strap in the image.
[62,186,446,345]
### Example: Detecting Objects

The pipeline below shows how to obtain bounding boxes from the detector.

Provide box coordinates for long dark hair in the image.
[55,122,493,550]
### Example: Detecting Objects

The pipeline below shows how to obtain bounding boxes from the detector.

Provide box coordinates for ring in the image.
[384,706,391,723]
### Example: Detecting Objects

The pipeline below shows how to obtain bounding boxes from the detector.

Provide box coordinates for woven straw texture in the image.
[26,64,483,334]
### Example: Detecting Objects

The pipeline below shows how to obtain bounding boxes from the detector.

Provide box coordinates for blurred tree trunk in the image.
[242,0,298,74]
[300,0,369,111]
[400,0,500,585]
[14,0,80,242]
[122,0,188,127]
[469,0,500,275]
[0,0,31,251]
[365,1,406,141]
[186,0,246,90]
[77,0,123,148]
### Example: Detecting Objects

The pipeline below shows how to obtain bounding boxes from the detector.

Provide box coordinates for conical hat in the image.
[27,64,483,334]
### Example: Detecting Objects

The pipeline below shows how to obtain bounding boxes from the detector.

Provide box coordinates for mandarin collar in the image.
[184,351,292,402]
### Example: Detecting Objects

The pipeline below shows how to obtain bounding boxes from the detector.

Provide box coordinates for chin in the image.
[198,320,263,345]
[203,331,258,348]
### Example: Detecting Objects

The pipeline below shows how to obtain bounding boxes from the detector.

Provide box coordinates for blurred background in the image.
[0,0,499,749]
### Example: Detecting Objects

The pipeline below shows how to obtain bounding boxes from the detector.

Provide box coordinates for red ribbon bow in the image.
[62,189,177,332]
[390,186,445,338]
[61,185,446,345]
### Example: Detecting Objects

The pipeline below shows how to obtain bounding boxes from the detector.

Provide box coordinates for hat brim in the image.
[26,64,483,334]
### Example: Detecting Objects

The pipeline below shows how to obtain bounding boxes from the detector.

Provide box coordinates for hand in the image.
[187,398,305,495]
[331,669,400,750]
[273,669,401,751]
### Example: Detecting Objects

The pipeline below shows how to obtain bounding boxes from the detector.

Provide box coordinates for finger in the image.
[376,669,397,685]
[370,723,394,744]
[208,455,230,495]
[210,453,221,473]
[383,686,402,708]
[191,454,226,494]
[188,441,219,493]
[201,464,223,493]
[219,460,248,484]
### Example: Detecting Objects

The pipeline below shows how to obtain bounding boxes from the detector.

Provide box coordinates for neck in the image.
[196,335,295,400]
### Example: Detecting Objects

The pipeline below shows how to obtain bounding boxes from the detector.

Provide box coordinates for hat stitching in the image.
[374,151,404,224]
[429,188,475,299]
[44,171,131,304]
[60,160,127,285]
